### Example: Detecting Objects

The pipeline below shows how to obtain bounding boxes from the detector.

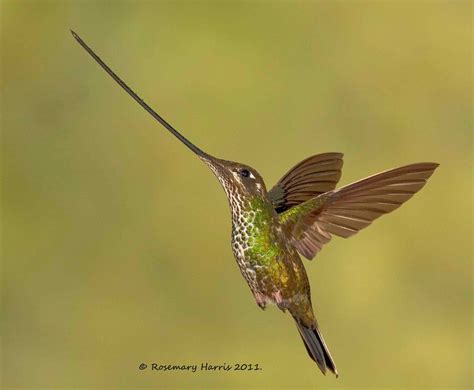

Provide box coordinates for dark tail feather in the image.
[295,319,338,377]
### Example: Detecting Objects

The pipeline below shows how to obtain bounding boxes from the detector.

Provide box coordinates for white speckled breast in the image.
[226,190,259,293]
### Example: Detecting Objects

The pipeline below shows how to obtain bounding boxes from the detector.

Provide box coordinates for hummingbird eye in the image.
[239,169,250,178]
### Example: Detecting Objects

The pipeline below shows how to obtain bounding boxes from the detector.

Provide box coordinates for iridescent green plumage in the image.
[72,31,439,377]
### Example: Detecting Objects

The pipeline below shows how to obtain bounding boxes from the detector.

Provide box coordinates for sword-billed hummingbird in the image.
[71,31,438,376]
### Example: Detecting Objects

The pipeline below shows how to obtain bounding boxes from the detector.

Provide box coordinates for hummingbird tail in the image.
[294,319,338,377]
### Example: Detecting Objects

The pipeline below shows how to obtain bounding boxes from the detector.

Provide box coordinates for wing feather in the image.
[268,153,344,213]
[283,162,438,259]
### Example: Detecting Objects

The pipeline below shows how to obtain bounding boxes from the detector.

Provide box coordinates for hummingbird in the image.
[71,31,438,377]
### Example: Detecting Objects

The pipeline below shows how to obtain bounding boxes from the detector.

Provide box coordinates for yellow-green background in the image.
[2,1,471,389]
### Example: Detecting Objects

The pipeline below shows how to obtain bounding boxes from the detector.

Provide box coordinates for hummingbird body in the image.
[72,31,438,377]
[229,192,307,312]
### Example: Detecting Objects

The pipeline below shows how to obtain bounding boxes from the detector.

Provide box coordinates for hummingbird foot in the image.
[273,290,287,312]
[255,292,267,310]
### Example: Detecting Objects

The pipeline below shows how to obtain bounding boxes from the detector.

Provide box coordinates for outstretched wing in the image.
[268,153,344,213]
[280,162,439,260]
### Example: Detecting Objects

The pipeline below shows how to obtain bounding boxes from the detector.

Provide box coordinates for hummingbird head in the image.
[200,156,268,199]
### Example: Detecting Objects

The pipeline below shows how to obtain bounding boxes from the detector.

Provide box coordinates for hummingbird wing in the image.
[280,162,439,260]
[268,153,344,213]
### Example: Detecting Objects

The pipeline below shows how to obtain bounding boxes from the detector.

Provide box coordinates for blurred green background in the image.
[1,1,472,389]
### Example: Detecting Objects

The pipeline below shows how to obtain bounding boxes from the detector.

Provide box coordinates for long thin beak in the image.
[71,30,209,158]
